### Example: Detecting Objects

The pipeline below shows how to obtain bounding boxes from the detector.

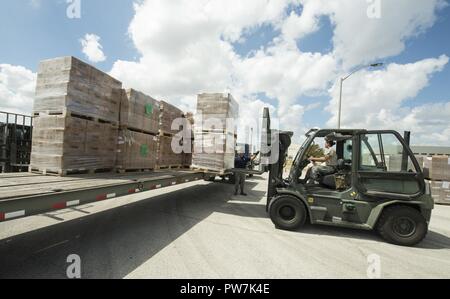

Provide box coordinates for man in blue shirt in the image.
[234,153,251,196]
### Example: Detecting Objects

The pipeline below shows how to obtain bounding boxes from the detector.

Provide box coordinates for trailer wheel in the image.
[269,195,307,231]
[377,205,428,247]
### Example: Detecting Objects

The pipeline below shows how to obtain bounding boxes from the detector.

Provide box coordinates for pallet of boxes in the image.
[191,93,238,174]
[30,56,121,176]
[116,89,159,173]
[156,101,185,169]
[424,156,450,205]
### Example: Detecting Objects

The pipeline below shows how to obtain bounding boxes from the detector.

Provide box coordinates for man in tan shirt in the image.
[309,137,338,181]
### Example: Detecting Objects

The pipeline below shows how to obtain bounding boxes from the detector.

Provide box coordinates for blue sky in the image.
[0,1,136,71]
[0,0,449,145]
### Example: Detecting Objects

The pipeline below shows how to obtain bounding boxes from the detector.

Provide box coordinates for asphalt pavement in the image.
[0,174,449,279]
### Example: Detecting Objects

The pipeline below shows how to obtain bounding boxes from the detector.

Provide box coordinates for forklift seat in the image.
[320,159,349,190]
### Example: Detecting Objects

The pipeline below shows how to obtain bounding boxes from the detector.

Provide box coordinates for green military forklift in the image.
[263,109,434,247]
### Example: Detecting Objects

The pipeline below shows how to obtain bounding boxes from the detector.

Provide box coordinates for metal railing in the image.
[0,111,33,172]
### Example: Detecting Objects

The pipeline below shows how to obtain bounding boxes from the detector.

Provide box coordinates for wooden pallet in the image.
[155,165,184,170]
[29,166,115,176]
[190,166,229,175]
[116,168,155,174]
[119,125,158,136]
[33,110,119,127]
[158,130,176,137]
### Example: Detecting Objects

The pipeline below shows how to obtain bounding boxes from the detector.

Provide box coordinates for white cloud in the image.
[80,34,107,63]
[0,64,36,115]
[110,0,338,141]
[281,0,446,68]
[325,55,449,144]
[2,0,448,147]
[108,0,448,144]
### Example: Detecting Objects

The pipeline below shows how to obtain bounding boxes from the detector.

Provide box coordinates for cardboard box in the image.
[116,130,158,171]
[34,56,122,123]
[157,135,184,167]
[30,115,117,175]
[423,156,450,181]
[159,101,184,135]
[430,180,450,205]
[192,93,238,172]
[120,89,159,134]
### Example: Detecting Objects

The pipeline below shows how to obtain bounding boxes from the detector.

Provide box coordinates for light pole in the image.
[250,127,254,154]
[337,63,384,129]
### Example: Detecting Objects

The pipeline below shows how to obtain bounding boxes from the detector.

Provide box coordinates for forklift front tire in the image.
[269,195,307,231]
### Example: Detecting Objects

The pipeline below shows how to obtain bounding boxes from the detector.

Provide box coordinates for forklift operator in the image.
[308,137,338,182]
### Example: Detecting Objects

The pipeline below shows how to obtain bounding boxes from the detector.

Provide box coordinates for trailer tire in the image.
[269,195,307,231]
[377,205,428,247]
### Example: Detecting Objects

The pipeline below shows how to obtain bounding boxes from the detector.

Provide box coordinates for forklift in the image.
[263,108,434,247]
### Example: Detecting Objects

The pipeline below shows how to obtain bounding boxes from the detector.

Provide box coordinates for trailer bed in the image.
[0,170,207,222]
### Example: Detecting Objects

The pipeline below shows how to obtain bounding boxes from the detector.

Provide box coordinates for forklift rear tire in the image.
[376,205,428,247]
[269,195,307,231]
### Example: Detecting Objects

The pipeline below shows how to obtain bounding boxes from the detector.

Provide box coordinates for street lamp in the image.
[337,63,384,129]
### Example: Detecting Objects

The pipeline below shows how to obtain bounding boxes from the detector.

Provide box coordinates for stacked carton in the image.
[159,100,184,135]
[423,156,450,181]
[120,89,159,134]
[116,130,158,172]
[387,155,424,172]
[430,181,450,205]
[116,89,160,172]
[192,93,238,173]
[157,136,183,168]
[156,101,185,168]
[34,56,122,123]
[30,57,121,175]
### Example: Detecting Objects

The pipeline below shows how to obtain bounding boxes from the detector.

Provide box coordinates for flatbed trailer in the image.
[0,170,220,222]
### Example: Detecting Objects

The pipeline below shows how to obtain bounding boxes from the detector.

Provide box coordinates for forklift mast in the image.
[261,107,293,209]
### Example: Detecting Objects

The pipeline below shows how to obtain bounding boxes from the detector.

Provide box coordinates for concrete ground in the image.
[0,174,449,279]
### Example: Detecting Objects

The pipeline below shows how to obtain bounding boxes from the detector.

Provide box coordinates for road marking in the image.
[34,240,70,254]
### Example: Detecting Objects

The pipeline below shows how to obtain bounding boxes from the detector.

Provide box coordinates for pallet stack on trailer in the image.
[191,93,238,174]
[157,101,185,169]
[117,89,159,173]
[28,56,244,177]
[30,56,122,175]
[423,156,450,205]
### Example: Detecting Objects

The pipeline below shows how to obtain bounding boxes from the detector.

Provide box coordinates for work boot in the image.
[234,191,239,196]
[240,192,248,196]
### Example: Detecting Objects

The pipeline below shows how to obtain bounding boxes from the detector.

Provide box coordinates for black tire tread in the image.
[269,195,308,231]
[377,205,427,247]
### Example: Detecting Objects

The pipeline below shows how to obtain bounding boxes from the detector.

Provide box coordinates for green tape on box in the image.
[140,144,149,157]
[145,104,153,116]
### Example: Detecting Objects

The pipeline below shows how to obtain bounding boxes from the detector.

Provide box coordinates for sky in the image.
[0,0,449,146]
